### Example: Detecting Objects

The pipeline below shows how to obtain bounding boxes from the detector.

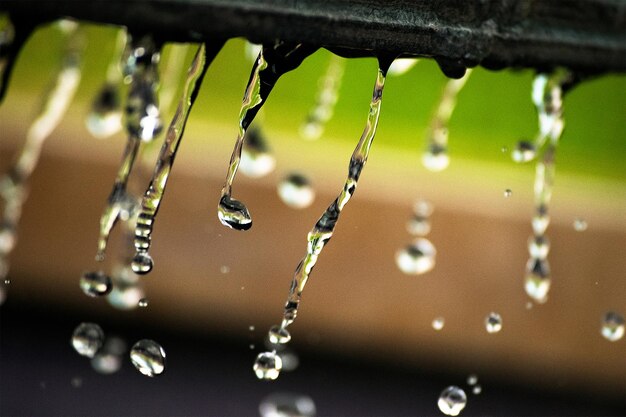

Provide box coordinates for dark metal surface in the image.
[1,0,625,73]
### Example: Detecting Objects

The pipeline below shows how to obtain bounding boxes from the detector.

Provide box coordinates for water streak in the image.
[131,42,220,274]
[218,42,318,230]
[0,24,83,279]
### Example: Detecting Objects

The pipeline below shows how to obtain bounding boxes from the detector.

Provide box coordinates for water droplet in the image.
[407,216,431,236]
[71,376,83,388]
[277,173,315,209]
[249,344,255,350]
[485,312,502,334]
[472,385,482,395]
[0,224,16,253]
[138,298,149,308]
[438,386,467,416]
[240,139,276,178]
[528,235,550,260]
[601,311,624,342]
[107,283,145,310]
[249,325,256,331]
[254,351,282,380]
[573,218,588,232]
[86,83,122,138]
[501,145,509,153]
[259,392,317,417]
[131,251,154,274]
[511,140,536,163]
[526,301,534,310]
[466,374,478,386]
[268,325,291,344]
[422,144,449,172]
[71,322,105,358]
[130,339,166,377]
[525,257,551,303]
[432,317,445,331]
[395,238,436,275]
[90,336,126,375]
[532,210,550,236]
[387,58,419,76]
[217,195,252,231]
[3,278,10,285]
[79,271,112,297]
[504,189,512,198]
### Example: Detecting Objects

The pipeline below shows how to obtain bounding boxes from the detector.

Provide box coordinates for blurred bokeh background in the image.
[0,22,625,416]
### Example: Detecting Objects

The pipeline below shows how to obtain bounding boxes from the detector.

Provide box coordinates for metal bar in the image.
[1,0,625,73]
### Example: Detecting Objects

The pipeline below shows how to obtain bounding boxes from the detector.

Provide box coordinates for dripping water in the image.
[71,322,105,358]
[131,42,221,274]
[218,42,318,231]
[130,339,166,376]
[239,126,276,178]
[255,58,392,379]
[0,23,83,280]
[423,69,472,172]
[438,385,467,416]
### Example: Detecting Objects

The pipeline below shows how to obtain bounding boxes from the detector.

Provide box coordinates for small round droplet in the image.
[249,325,255,331]
[438,386,467,416]
[432,317,445,331]
[472,385,482,395]
[525,257,551,304]
[131,252,153,274]
[253,351,282,380]
[277,173,315,209]
[268,325,291,344]
[130,339,166,377]
[504,189,512,198]
[259,392,317,417]
[407,216,431,236]
[218,195,252,231]
[249,344,255,350]
[138,298,149,308]
[80,271,112,297]
[466,374,478,386]
[528,235,550,260]
[573,218,588,232]
[601,311,624,342]
[422,145,450,172]
[395,238,436,275]
[71,323,105,358]
[511,140,536,163]
[485,312,502,334]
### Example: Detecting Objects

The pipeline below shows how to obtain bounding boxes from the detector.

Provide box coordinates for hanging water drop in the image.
[254,351,282,380]
[485,312,502,333]
[601,311,624,342]
[277,173,315,209]
[395,238,436,275]
[259,392,317,417]
[71,322,105,358]
[524,257,551,303]
[239,127,276,178]
[79,270,112,297]
[130,339,166,377]
[432,317,445,331]
[438,386,467,416]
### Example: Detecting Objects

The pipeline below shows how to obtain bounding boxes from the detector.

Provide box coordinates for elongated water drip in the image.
[300,54,345,140]
[131,42,221,275]
[0,23,83,279]
[422,69,472,172]
[95,35,162,261]
[218,42,318,231]
[255,59,391,379]
[523,69,576,303]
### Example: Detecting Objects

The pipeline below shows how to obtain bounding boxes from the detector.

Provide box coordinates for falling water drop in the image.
[219,42,317,230]
[531,207,550,236]
[422,70,472,172]
[71,322,105,358]
[277,173,315,209]
[504,188,512,198]
[107,282,145,310]
[79,271,113,297]
[524,257,551,303]
[254,351,283,380]
[485,312,502,333]
[138,298,149,308]
[472,385,482,395]
[259,392,317,417]
[528,235,550,260]
[511,140,536,163]
[395,238,436,275]
[91,336,126,375]
[268,325,291,344]
[300,54,344,140]
[573,218,588,232]
[438,386,467,416]
[239,127,276,178]
[601,311,624,342]
[466,374,478,386]
[130,339,166,377]
[131,42,221,274]
[407,199,433,236]
[432,317,445,331]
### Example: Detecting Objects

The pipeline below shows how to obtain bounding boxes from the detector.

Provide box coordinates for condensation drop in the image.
[573,218,588,232]
[438,386,467,416]
[511,140,536,163]
[254,351,282,380]
[277,173,315,209]
[71,322,105,358]
[395,238,436,275]
[485,312,502,334]
[259,392,317,417]
[528,235,550,260]
[130,339,166,377]
[432,317,445,331]
[79,271,112,297]
[525,257,551,304]
[601,311,624,342]
[268,325,291,344]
